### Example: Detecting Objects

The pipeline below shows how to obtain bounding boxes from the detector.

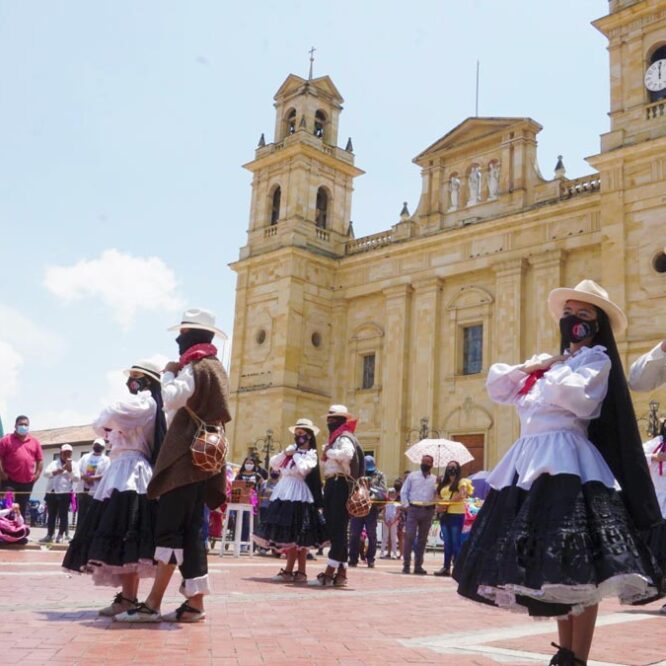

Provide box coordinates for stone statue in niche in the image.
[448,175,461,211]
[488,162,500,200]
[467,165,482,206]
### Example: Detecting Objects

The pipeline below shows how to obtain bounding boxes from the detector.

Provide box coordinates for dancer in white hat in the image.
[454,280,664,666]
[63,358,166,616]
[42,444,80,543]
[115,308,230,623]
[254,418,327,583]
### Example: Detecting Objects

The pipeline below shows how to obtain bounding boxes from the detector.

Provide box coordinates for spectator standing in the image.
[0,415,44,517]
[349,455,386,568]
[380,488,399,559]
[434,461,473,577]
[75,439,110,532]
[42,444,80,543]
[400,455,437,574]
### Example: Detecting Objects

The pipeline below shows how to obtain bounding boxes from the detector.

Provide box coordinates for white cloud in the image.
[0,339,23,418]
[0,304,65,363]
[44,249,185,330]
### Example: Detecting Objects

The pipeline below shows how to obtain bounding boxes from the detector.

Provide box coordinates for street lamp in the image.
[406,416,440,444]
[648,400,661,437]
[254,429,278,470]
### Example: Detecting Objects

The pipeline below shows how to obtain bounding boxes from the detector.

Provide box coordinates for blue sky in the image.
[0,1,610,430]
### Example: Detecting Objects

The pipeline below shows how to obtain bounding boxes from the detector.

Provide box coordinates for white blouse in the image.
[485,345,616,491]
[643,435,666,518]
[92,391,156,461]
[161,365,195,426]
[269,447,318,503]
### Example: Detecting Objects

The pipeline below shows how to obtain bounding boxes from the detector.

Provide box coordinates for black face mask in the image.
[295,434,310,447]
[126,376,150,395]
[270,471,279,480]
[559,314,599,346]
[420,463,432,474]
[176,329,215,355]
[327,417,346,434]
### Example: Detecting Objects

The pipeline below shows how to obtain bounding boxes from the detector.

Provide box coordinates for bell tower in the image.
[228,73,363,461]
[594,0,666,151]
[239,73,364,260]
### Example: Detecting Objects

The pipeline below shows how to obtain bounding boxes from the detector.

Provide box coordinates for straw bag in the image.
[185,406,228,474]
[346,477,371,518]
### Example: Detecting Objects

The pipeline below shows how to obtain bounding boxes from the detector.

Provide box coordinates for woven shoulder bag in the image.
[185,405,228,474]
[345,476,372,518]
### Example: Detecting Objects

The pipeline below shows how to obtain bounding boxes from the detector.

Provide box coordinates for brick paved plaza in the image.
[2,543,666,666]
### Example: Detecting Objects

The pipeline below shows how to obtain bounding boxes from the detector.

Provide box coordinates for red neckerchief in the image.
[179,343,218,369]
[517,369,547,396]
[652,437,666,476]
[322,419,358,461]
[279,448,307,469]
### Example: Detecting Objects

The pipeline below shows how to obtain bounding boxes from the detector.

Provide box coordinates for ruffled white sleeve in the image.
[538,347,611,419]
[269,452,287,470]
[325,436,355,462]
[93,393,156,433]
[292,449,317,476]
[161,365,195,413]
[628,344,666,392]
[486,363,529,404]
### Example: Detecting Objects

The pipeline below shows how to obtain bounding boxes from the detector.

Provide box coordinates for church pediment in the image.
[413,117,541,166]
[274,74,344,105]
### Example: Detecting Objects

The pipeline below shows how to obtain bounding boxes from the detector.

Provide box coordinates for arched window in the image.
[314,110,326,139]
[270,187,281,225]
[315,187,328,228]
[286,109,297,136]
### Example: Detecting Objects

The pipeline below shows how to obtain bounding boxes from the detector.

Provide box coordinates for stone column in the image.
[329,297,348,405]
[410,278,443,434]
[381,284,413,475]
[529,249,566,355]
[491,258,526,456]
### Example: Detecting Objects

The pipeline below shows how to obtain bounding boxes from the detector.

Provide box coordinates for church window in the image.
[362,353,376,389]
[315,187,328,228]
[270,187,281,225]
[462,325,483,375]
[314,110,326,139]
[286,109,297,136]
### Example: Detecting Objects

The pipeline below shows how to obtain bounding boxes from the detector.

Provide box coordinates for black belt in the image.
[409,502,435,508]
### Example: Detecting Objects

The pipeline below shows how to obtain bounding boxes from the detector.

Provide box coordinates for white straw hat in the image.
[288,418,321,436]
[325,404,353,419]
[124,359,162,383]
[168,308,228,339]
[547,279,627,335]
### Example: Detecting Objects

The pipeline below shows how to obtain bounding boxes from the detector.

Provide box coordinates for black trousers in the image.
[1,479,33,518]
[323,476,350,565]
[46,492,70,536]
[155,481,207,585]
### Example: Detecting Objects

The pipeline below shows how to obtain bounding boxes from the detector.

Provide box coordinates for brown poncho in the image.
[147,356,231,509]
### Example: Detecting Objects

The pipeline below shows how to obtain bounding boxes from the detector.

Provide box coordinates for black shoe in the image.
[306,553,315,560]
[413,567,428,575]
[549,643,587,666]
[367,562,375,568]
[402,566,410,574]
[348,561,358,567]
[433,567,451,577]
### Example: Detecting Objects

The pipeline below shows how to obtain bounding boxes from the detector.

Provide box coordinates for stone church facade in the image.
[227,0,666,480]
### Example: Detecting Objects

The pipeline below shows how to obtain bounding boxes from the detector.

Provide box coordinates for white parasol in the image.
[404,438,474,469]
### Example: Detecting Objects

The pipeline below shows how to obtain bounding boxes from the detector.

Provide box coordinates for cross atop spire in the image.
[308,46,316,80]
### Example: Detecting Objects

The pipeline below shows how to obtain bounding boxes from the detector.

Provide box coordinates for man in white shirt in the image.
[41,444,80,543]
[401,455,438,575]
[629,339,666,392]
[75,438,110,531]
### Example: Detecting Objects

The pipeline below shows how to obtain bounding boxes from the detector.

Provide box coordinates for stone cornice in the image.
[382,283,414,300]
[493,257,526,278]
